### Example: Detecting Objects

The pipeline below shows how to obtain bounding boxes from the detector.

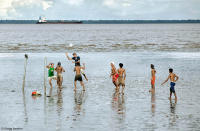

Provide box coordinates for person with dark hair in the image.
[161,68,179,103]
[65,52,88,81]
[150,64,156,92]
[55,62,65,89]
[74,62,86,91]
[66,52,80,66]
[117,63,126,94]
[46,63,57,97]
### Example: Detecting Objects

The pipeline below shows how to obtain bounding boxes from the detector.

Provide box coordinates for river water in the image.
[0,24,200,131]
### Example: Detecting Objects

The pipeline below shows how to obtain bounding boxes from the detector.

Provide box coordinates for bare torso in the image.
[117,68,125,77]
[75,66,81,75]
[55,66,64,74]
[169,73,176,82]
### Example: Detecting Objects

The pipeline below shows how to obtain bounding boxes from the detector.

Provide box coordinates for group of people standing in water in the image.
[46,52,179,103]
[150,64,179,103]
[46,52,87,97]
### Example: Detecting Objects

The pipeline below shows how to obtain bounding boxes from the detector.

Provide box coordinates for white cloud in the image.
[103,0,116,7]
[66,0,84,5]
[0,0,199,19]
[0,0,53,18]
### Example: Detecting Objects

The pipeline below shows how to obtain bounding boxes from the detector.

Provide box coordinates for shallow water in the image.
[0,24,200,52]
[0,52,200,131]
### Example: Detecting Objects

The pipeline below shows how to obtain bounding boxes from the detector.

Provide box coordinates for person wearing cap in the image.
[55,62,65,89]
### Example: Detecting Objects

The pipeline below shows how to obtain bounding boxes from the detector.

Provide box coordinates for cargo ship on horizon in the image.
[36,16,82,24]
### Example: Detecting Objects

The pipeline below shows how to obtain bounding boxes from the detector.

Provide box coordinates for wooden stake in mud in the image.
[44,57,47,96]
[22,54,28,90]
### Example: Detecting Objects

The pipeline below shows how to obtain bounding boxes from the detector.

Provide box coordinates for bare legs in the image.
[149,84,155,92]
[113,81,118,91]
[74,81,85,91]
[74,81,77,91]
[169,92,177,103]
[48,79,53,97]
[174,93,177,103]
[57,76,63,91]
[80,81,85,91]
[117,84,125,95]
[121,85,125,94]
[82,74,88,81]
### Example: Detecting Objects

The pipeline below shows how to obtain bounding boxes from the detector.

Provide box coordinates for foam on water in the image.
[0,24,200,52]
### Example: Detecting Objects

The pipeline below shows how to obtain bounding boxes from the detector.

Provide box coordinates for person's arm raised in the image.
[46,63,51,69]
[65,52,72,60]
[62,67,65,72]
[81,63,86,70]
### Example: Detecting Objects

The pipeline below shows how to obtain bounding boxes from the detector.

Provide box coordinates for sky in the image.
[0,0,200,20]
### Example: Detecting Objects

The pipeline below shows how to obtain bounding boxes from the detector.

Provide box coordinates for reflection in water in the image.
[112,90,125,115]
[72,90,86,122]
[44,93,47,126]
[22,90,28,124]
[151,91,156,116]
[56,88,63,131]
[169,102,177,127]
[111,90,126,131]
[74,90,85,113]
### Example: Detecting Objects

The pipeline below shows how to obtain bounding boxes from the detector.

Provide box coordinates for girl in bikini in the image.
[110,62,119,90]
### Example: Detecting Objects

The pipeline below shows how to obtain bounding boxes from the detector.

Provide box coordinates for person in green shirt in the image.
[46,63,57,97]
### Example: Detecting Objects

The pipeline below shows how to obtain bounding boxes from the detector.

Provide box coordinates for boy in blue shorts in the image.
[161,68,179,103]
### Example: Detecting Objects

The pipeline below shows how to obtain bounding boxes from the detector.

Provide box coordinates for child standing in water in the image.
[74,62,86,91]
[55,62,65,89]
[110,62,119,90]
[66,52,88,81]
[150,64,156,92]
[117,63,126,94]
[46,63,57,97]
[161,68,179,103]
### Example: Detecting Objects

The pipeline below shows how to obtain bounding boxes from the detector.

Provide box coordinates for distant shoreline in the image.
[0,20,200,24]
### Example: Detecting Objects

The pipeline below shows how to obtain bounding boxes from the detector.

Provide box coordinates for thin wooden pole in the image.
[44,57,47,96]
[22,54,28,91]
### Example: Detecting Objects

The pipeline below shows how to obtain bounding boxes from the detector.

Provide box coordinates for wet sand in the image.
[0,52,200,131]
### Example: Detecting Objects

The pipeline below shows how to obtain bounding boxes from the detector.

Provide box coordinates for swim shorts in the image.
[57,73,63,78]
[170,82,176,93]
[118,76,125,86]
[48,76,57,81]
[75,74,82,81]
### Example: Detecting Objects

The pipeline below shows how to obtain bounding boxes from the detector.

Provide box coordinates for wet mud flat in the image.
[0,52,200,131]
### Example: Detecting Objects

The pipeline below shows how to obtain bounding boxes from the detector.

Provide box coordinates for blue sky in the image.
[0,0,200,20]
